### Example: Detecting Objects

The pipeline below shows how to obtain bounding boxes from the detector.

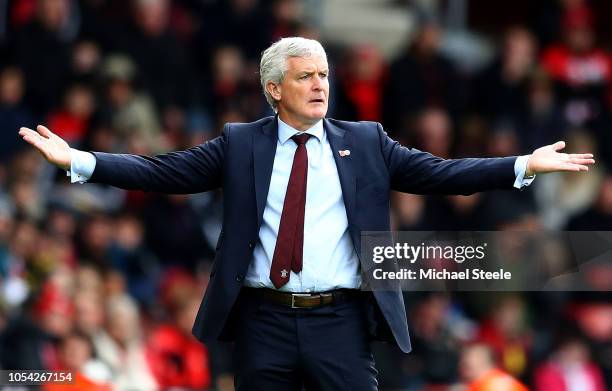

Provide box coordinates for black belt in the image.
[245,288,362,309]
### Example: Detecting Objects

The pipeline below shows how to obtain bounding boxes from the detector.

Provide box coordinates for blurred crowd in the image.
[0,0,611,390]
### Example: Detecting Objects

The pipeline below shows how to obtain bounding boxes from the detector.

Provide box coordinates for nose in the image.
[311,74,324,90]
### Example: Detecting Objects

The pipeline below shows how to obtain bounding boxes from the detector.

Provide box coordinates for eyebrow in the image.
[298,70,329,76]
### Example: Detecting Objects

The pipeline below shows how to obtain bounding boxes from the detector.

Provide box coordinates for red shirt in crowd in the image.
[146,324,211,390]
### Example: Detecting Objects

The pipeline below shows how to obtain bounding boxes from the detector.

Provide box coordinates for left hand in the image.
[526,141,595,177]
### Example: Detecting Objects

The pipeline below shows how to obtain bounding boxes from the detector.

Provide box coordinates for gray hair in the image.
[260,37,328,112]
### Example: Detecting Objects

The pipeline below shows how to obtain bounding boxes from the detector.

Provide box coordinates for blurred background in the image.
[0,0,611,390]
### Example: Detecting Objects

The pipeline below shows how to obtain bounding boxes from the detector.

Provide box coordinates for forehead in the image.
[285,56,328,73]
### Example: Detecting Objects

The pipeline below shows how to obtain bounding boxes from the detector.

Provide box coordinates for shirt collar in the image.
[277,116,324,145]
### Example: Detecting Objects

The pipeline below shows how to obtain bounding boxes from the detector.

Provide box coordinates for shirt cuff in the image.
[66,148,96,184]
[513,155,535,189]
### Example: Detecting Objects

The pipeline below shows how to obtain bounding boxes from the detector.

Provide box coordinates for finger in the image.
[19,127,46,143]
[558,163,589,172]
[19,126,39,138]
[552,141,566,152]
[21,134,48,154]
[18,126,35,136]
[19,127,49,151]
[20,133,38,146]
[568,153,594,159]
[37,124,53,139]
[569,158,595,165]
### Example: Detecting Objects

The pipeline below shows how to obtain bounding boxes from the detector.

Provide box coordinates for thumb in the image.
[37,124,53,138]
[552,141,566,152]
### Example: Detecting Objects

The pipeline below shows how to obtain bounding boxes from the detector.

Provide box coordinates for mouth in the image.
[309,98,325,104]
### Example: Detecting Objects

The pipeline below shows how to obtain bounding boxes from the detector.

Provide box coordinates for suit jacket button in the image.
[248,242,255,249]
[235,274,244,282]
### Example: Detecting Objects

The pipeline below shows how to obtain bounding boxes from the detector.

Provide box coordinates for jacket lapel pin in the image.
[339,150,351,157]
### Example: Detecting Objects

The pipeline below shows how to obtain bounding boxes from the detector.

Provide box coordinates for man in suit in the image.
[20,37,594,390]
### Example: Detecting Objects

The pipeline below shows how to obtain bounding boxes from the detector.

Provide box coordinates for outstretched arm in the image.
[378,124,594,195]
[19,125,227,194]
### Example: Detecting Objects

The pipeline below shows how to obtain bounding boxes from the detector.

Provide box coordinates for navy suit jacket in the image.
[89,116,517,353]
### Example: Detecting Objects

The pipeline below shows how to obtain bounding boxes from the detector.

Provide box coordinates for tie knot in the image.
[291,133,311,145]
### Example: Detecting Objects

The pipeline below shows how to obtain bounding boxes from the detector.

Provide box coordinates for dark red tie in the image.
[270,133,311,288]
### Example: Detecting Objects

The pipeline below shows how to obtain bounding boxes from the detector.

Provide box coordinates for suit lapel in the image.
[325,119,356,228]
[253,117,278,228]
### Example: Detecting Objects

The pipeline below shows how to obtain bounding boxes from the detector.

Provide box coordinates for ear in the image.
[266,81,282,102]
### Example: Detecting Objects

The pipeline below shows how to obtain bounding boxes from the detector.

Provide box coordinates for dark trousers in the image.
[233,289,379,391]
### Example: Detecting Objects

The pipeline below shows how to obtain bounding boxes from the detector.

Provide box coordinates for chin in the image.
[307,107,327,120]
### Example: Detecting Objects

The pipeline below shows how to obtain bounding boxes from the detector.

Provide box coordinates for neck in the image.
[278,113,320,132]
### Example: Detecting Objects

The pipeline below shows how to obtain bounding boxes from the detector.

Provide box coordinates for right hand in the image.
[19,125,72,171]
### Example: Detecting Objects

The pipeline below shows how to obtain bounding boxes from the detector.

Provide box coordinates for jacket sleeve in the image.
[377,123,517,195]
[88,124,228,194]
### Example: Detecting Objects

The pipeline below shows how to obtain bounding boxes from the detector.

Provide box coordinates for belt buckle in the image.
[291,293,312,308]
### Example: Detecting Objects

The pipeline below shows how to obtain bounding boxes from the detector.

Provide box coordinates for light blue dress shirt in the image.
[67,119,535,292]
[244,118,361,291]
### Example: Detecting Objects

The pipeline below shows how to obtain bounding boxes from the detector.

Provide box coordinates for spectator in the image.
[13,0,77,115]
[73,289,105,337]
[413,107,453,158]
[43,331,113,391]
[472,26,538,123]
[69,40,102,84]
[77,213,114,270]
[93,295,158,391]
[46,82,96,145]
[0,197,15,281]
[390,191,425,230]
[0,66,35,163]
[567,173,612,229]
[535,130,602,229]
[98,55,161,154]
[460,344,529,391]
[334,45,387,122]
[118,0,194,110]
[142,194,212,271]
[383,21,463,136]
[146,293,211,390]
[108,214,160,307]
[410,109,491,230]
[476,295,533,378]
[269,0,305,43]
[541,3,610,126]
[3,219,39,306]
[0,281,73,370]
[534,337,606,391]
[405,294,462,387]
[204,45,265,121]
[196,0,270,62]
[517,70,567,153]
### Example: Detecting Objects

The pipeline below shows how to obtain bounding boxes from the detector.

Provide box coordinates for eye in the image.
[300,74,310,80]
[319,72,328,79]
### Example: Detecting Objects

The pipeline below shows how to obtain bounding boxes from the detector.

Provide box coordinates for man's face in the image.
[270,55,329,131]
